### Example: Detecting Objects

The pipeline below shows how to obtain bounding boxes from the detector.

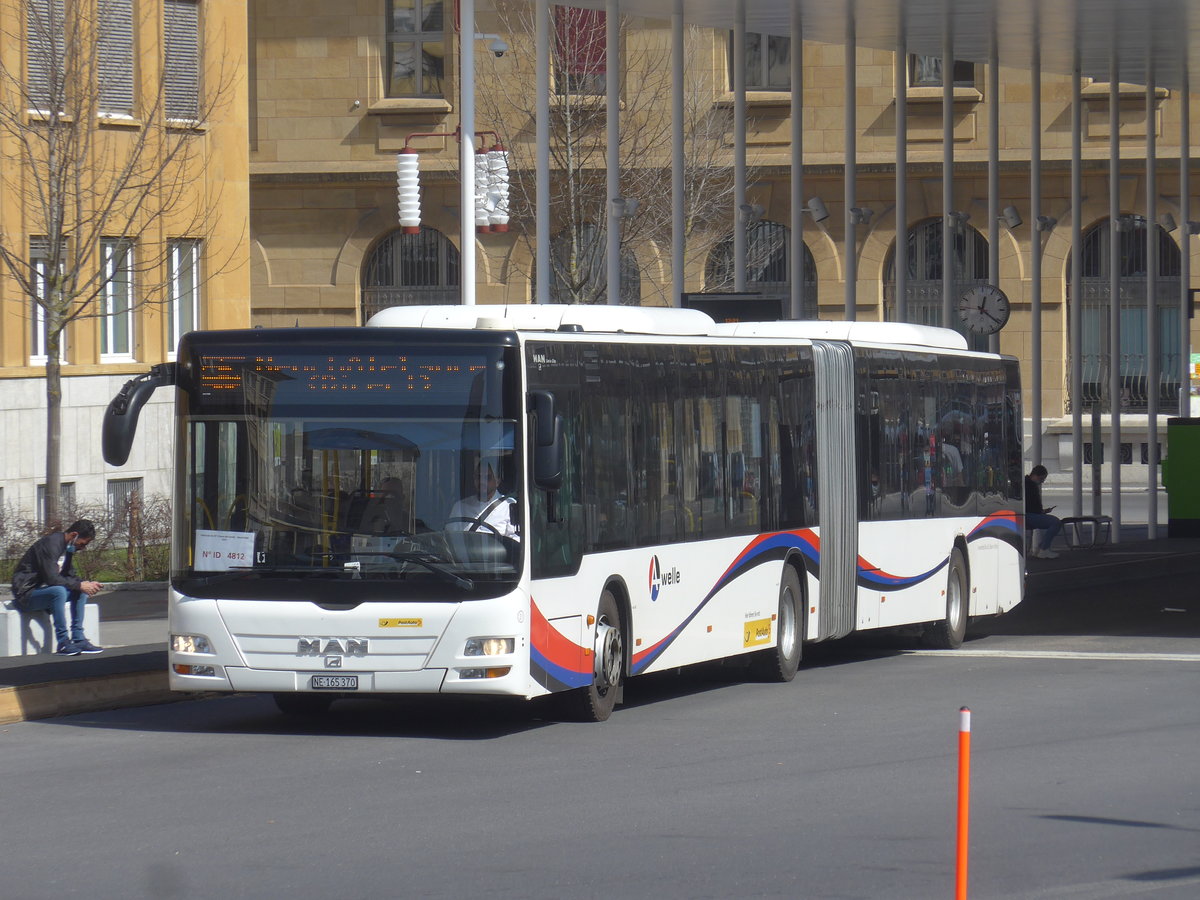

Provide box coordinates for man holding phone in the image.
[1024,465,1063,559]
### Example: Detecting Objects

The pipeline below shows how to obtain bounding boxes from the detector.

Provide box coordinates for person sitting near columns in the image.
[10,519,104,655]
[1024,464,1063,559]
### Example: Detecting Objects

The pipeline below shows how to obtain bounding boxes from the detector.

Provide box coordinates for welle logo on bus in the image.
[648,555,681,602]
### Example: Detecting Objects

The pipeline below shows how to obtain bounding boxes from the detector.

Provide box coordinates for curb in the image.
[0,670,181,725]
[98,581,168,591]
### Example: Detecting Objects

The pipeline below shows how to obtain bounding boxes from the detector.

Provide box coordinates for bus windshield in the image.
[171,333,522,601]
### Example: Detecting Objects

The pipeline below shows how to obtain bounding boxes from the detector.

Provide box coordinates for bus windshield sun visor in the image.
[102,362,177,466]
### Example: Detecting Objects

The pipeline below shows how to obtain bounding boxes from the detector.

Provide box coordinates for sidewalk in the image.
[3,531,1199,725]
[0,583,171,725]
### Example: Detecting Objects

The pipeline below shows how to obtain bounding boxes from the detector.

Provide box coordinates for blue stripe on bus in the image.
[631,514,1020,675]
[530,648,593,690]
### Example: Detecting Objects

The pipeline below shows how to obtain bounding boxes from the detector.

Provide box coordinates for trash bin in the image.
[1163,418,1200,537]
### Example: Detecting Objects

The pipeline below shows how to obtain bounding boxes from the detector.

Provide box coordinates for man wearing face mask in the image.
[11,520,104,655]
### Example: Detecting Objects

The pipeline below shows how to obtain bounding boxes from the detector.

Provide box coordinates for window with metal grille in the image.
[704,222,818,319]
[37,482,76,525]
[98,0,135,117]
[361,228,460,320]
[1068,218,1182,413]
[164,0,200,121]
[101,238,135,359]
[168,239,201,354]
[108,477,143,533]
[883,218,990,352]
[729,31,791,91]
[386,0,445,98]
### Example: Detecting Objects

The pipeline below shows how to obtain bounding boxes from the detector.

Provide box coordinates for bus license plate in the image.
[311,675,358,690]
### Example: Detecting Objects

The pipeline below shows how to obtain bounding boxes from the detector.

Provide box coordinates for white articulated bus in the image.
[102,305,1024,721]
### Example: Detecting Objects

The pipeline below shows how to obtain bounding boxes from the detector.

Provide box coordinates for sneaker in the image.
[74,639,104,654]
[55,643,82,656]
[1035,549,1060,559]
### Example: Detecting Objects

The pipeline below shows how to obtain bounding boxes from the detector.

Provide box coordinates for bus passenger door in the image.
[811,341,859,639]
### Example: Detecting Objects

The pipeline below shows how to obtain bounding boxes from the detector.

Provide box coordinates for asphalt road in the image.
[3,560,1197,900]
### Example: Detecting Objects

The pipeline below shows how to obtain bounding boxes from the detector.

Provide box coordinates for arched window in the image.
[1068,217,1181,412]
[361,227,460,321]
[533,224,641,304]
[704,221,818,319]
[884,217,989,351]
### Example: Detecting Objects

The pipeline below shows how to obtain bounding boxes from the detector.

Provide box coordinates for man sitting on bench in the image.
[10,520,104,656]
[1024,465,1063,559]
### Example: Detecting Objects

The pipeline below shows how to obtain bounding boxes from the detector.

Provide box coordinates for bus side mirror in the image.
[530,390,564,491]
[102,363,176,466]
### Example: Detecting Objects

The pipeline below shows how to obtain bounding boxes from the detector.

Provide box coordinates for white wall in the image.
[0,374,174,517]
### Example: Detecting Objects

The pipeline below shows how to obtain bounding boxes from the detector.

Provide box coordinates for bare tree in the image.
[477,11,744,305]
[0,0,238,525]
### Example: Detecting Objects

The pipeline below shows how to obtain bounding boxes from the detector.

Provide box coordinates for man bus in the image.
[102,305,1023,721]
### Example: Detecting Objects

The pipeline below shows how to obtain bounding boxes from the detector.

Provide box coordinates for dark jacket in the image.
[1024,475,1049,516]
[10,532,82,609]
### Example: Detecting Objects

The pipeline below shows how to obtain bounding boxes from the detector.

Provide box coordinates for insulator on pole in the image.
[474,148,492,233]
[396,150,422,234]
[487,144,510,232]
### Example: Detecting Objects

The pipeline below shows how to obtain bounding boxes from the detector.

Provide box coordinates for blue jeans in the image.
[23,585,87,647]
[1026,513,1062,550]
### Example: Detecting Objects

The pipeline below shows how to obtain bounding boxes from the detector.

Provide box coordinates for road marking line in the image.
[903,649,1200,662]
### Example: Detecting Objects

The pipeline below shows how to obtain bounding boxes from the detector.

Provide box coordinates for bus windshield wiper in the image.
[356,551,474,591]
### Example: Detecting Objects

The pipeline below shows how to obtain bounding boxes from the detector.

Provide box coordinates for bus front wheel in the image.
[751,565,803,682]
[925,547,968,649]
[563,589,624,722]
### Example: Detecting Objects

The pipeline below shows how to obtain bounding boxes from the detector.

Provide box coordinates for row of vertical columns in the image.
[511,5,1189,548]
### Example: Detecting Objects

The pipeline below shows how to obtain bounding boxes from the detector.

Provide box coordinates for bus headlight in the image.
[171,633,213,654]
[464,637,514,657]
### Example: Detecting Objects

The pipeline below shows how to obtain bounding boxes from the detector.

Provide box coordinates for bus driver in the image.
[447,461,519,541]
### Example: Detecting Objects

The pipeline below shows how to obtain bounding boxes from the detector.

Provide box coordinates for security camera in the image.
[490,38,508,58]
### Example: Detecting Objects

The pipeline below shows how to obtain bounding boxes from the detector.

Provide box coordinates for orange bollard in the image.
[956,706,971,900]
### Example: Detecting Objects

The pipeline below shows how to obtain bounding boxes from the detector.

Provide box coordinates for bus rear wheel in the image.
[273,692,334,717]
[925,547,968,649]
[750,565,803,682]
[563,589,624,722]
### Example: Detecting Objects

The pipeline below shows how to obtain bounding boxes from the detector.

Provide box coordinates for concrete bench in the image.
[1,599,101,656]
[1060,515,1113,549]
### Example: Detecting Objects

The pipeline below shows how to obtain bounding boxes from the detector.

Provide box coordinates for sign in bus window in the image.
[194,529,256,571]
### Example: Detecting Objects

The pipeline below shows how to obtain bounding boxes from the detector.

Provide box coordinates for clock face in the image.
[957,285,1011,335]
